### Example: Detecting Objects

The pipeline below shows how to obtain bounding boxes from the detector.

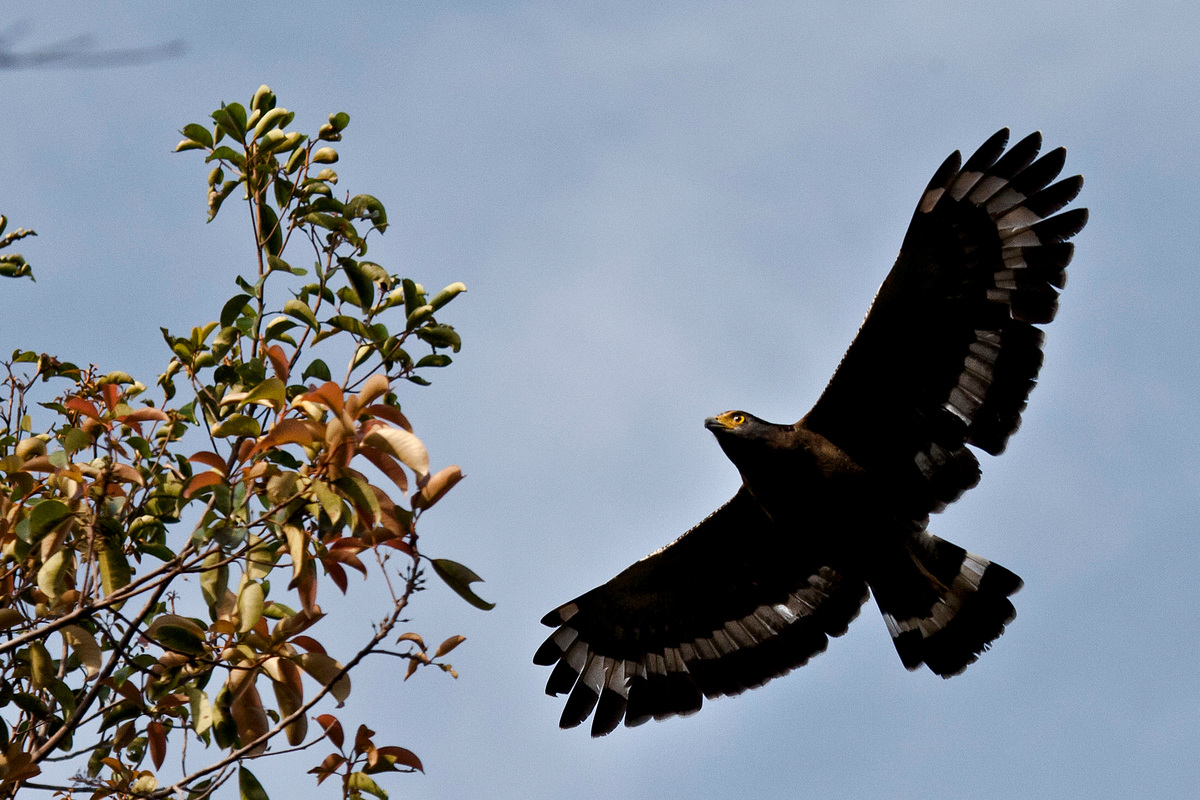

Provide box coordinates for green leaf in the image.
[266,255,292,274]
[341,260,375,309]
[221,294,253,328]
[201,552,229,611]
[283,299,319,331]
[237,581,265,633]
[259,203,283,256]
[302,359,331,383]
[327,315,372,339]
[311,147,339,164]
[415,354,452,369]
[243,377,286,411]
[427,282,466,311]
[400,278,423,318]
[334,475,382,528]
[239,766,270,800]
[61,625,102,678]
[344,194,388,232]
[208,145,246,168]
[99,537,131,610]
[37,548,70,600]
[28,499,72,541]
[182,123,214,148]
[210,414,262,439]
[416,325,462,352]
[347,772,387,800]
[430,559,495,611]
[153,624,207,657]
[404,304,434,330]
[189,688,213,736]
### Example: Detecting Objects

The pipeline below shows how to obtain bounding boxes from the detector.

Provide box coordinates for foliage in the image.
[0,85,490,799]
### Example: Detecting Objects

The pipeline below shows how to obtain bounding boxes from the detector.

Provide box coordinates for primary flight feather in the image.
[535,129,1087,736]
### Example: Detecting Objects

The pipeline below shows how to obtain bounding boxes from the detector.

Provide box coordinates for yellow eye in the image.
[731,413,745,425]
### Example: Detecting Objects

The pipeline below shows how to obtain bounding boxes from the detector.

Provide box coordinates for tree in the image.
[0,84,491,799]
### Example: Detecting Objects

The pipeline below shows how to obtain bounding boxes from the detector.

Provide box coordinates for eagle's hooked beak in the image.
[705,411,746,431]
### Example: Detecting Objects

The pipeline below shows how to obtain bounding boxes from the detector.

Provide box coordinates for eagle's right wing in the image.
[804,129,1087,526]
[534,487,869,736]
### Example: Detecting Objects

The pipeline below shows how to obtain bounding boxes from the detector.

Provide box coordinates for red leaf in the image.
[189,451,228,474]
[255,418,316,453]
[363,404,412,432]
[101,383,120,411]
[316,714,344,750]
[289,635,326,655]
[184,471,224,498]
[375,746,424,773]
[303,382,345,416]
[266,344,290,382]
[354,724,375,754]
[119,408,169,424]
[64,397,101,420]
[357,446,409,495]
[322,558,348,593]
[378,537,414,556]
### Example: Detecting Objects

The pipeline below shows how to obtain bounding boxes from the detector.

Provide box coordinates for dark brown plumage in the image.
[535,129,1086,736]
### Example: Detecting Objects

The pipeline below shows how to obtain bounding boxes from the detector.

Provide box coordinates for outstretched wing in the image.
[803,129,1087,525]
[534,488,869,736]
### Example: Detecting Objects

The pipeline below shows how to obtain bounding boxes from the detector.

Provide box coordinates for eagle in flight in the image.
[534,129,1087,736]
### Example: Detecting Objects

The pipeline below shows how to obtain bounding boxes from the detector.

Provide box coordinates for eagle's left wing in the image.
[534,488,869,736]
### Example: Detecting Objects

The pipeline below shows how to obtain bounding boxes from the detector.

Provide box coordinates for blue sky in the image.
[2,2,1197,797]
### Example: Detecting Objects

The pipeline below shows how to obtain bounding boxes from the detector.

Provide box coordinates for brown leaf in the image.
[404,658,420,681]
[396,632,425,650]
[109,463,145,486]
[434,635,466,658]
[148,720,166,770]
[230,678,269,755]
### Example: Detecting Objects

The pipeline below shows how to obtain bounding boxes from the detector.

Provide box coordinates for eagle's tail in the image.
[868,531,1023,677]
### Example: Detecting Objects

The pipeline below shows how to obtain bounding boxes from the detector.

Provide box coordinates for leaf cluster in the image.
[0,86,489,800]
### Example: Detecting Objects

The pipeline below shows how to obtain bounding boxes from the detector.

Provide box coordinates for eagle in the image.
[534,129,1087,736]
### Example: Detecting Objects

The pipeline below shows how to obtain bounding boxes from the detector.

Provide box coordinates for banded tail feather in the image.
[873,531,1023,677]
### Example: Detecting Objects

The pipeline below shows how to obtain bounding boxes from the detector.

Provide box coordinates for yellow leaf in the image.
[296,652,351,705]
[413,465,464,510]
[356,374,390,410]
[361,424,428,480]
[61,625,102,677]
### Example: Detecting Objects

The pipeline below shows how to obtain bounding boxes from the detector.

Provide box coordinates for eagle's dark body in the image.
[535,129,1087,736]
